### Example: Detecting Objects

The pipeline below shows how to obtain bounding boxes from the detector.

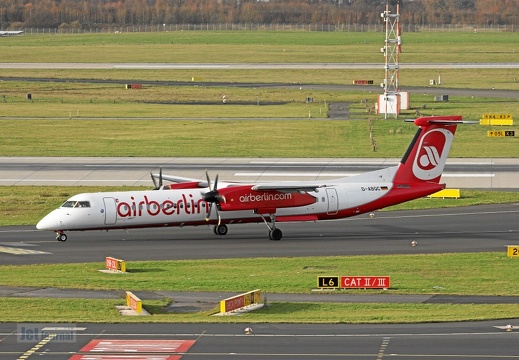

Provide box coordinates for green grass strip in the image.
[3,252,519,323]
[2,298,519,323]
[1,253,518,296]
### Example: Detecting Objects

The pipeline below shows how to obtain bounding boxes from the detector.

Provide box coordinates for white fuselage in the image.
[36,116,464,240]
[36,178,396,232]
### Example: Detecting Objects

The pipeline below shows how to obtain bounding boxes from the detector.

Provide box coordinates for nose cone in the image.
[36,210,64,231]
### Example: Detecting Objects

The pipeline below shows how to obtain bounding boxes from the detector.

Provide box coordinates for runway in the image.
[2,156,519,189]
[2,203,519,264]
[1,322,519,360]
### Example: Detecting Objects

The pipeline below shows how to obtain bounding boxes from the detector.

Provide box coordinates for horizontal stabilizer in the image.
[404,116,477,126]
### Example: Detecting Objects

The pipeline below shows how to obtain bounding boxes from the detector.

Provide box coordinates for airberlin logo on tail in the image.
[420,146,441,168]
[412,128,454,180]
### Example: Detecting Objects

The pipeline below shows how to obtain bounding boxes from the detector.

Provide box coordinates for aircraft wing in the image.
[152,173,208,187]
[252,183,327,193]
[153,173,327,192]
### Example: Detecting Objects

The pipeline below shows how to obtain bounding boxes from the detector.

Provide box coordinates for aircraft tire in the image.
[269,228,283,241]
[57,233,67,242]
[214,224,228,236]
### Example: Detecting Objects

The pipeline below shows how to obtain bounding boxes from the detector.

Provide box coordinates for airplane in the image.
[37,115,471,242]
[0,30,24,36]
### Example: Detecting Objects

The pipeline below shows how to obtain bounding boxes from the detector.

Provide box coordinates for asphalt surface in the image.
[1,321,519,360]
[2,156,519,189]
[2,202,519,287]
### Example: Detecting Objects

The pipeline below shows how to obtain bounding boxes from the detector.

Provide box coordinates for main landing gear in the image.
[212,216,283,241]
[213,224,228,236]
[55,231,67,242]
[259,214,283,241]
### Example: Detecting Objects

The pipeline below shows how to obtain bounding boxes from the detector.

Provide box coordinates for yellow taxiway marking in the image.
[17,333,57,360]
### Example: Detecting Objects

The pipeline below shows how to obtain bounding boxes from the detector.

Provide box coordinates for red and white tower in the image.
[378,0,407,119]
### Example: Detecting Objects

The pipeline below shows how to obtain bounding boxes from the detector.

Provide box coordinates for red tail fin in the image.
[393,116,463,184]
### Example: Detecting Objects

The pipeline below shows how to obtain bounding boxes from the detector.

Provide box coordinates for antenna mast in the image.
[381,0,401,119]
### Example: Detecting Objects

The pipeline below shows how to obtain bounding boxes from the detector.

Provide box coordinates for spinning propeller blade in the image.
[202,170,223,223]
[151,167,163,190]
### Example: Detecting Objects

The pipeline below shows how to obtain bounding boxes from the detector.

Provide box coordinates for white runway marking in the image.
[0,245,51,255]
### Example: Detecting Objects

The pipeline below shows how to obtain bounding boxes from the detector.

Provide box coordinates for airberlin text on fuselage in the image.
[239,192,292,203]
[116,194,208,218]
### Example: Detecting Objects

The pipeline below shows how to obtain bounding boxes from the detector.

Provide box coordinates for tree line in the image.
[1,0,517,29]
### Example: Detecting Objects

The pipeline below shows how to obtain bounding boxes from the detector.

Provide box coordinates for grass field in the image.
[2,252,519,323]
[1,116,517,158]
[3,297,519,323]
[2,253,518,295]
[1,31,519,90]
[1,31,518,64]
[0,31,518,161]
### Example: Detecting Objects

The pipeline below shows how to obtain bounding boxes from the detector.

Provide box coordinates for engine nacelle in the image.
[217,186,316,212]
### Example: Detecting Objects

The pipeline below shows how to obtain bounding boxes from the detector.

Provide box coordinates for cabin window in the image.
[62,201,90,208]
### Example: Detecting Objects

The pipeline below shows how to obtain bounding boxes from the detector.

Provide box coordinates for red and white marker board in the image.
[70,339,196,360]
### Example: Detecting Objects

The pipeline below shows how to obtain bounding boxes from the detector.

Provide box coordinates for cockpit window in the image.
[61,201,91,208]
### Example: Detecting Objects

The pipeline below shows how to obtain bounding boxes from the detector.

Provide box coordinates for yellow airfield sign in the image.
[480,114,514,126]
[482,114,513,120]
[507,246,519,258]
[487,130,515,137]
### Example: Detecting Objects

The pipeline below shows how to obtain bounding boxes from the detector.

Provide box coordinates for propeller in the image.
[202,171,224,224]
[151,167,163,190]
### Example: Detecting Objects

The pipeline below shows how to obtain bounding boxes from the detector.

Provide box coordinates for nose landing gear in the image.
[55,231,67,242]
